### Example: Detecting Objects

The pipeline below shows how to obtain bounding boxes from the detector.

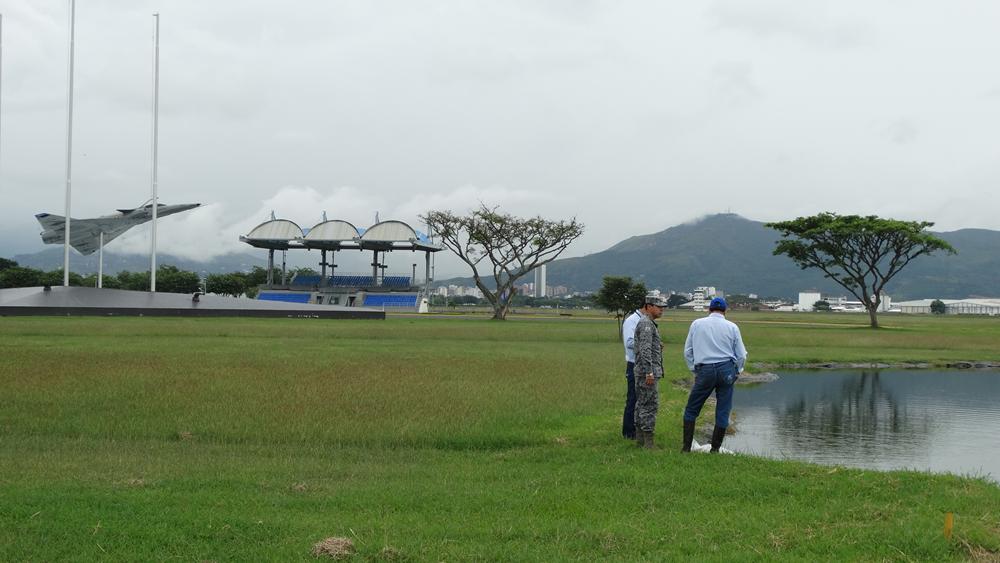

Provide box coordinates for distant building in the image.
[533,265,547,298]
[895,298,1000,315]
[797,291,891,313]
[797,291,822,311]
[549,285,569,297]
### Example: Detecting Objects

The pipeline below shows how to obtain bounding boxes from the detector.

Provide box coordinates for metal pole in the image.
[63,0,76,286]
[150,13,160,291]
[98,232,103,288]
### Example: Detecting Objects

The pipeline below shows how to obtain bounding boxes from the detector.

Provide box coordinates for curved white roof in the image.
[361,220,418,242]
[303,220,361,241]
[245,219,303,240]
[240,219,304,249]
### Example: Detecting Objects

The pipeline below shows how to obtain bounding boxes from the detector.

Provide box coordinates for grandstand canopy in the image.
[241,218,442,253]
[302,220,362,250]
[359,220,440,251]
[239,219,304,250]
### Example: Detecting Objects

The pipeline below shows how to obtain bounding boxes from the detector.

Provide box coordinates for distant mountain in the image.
[8,248,266,275]
[545,214,1000,299]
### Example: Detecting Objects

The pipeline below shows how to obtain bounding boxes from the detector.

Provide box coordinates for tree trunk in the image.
[867,305,879,329]
[492,295,511,320]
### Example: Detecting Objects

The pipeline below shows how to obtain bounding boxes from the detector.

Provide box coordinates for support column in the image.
[267,249,274,287]
[98,232,104,288]
[281,249,287,286]
[424,251,431,294]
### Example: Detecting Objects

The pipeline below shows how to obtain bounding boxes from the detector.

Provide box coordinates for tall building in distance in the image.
[533,264,547,298]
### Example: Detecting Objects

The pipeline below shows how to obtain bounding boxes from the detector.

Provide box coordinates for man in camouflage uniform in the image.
[633,293,667,448]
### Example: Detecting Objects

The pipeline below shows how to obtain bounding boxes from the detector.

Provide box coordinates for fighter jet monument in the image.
[35,202,201,287]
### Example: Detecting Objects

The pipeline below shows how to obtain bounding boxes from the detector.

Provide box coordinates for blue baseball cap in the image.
[709,297,727,311]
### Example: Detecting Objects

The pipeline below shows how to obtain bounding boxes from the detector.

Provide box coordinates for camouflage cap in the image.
[644,293,668,307]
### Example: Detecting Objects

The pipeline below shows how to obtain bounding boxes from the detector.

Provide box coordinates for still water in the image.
[730,370,1000,481]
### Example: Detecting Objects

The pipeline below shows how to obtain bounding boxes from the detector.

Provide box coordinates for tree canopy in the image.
[422,205,584,320]
[595,276,647,336]
[767,213,955,328]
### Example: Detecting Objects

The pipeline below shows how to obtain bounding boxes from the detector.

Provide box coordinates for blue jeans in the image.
[622,362,636,438]
[683,360,737,429]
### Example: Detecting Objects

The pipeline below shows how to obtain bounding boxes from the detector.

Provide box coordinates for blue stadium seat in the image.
[382,276,411,288]
[291,275,321,286]
[362,294,418,307]
[329,275,376,287]
[258,292,312,304]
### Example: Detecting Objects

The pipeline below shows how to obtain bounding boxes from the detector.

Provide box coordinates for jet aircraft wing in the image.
[35,214,135,256]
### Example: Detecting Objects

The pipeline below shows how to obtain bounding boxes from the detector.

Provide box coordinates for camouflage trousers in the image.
[633,377,660,432]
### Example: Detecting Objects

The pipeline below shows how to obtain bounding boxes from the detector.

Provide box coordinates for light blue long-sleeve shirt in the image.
[622,309,643,363]
[684,312,748,373]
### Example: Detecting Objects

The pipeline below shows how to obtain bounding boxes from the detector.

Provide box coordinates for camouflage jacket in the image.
[634,314,664,378]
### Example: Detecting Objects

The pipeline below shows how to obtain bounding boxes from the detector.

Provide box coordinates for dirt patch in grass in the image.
[960,539,1000,562]
[311,537,355,559]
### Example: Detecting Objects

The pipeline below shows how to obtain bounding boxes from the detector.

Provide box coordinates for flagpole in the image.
[150,13,160,292]
[63,0,76,286]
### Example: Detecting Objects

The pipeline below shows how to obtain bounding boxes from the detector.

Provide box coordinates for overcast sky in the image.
[1,0,998,277]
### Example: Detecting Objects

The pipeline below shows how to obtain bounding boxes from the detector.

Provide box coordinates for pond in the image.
[729,370,1000,481]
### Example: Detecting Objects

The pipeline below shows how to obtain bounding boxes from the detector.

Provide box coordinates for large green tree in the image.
[595,276,647,336]
[206,273,248,298]
[767,213,955,328]
[930,299,946,315]
[422,205,584,320]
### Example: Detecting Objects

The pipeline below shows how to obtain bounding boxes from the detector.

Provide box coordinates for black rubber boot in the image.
[644,431,655,450]
[681,420,696,453]
[710,426,727,453]
[635,429,647,447]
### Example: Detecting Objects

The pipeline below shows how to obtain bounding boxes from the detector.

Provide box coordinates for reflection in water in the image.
[732,371,1000,481]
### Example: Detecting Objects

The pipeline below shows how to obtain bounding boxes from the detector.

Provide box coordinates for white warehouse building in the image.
[895,298,1000,315]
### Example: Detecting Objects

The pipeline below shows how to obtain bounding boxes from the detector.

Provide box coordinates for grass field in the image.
[1,312,999,561]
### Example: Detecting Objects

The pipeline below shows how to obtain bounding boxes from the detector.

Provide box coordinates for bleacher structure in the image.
[240,217,442,312]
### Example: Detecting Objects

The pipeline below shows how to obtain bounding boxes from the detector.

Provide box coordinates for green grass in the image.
[1,313,999,561]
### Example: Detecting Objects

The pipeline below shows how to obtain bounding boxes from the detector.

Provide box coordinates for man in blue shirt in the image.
[621,306,644,440]
[681,297,748,453]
